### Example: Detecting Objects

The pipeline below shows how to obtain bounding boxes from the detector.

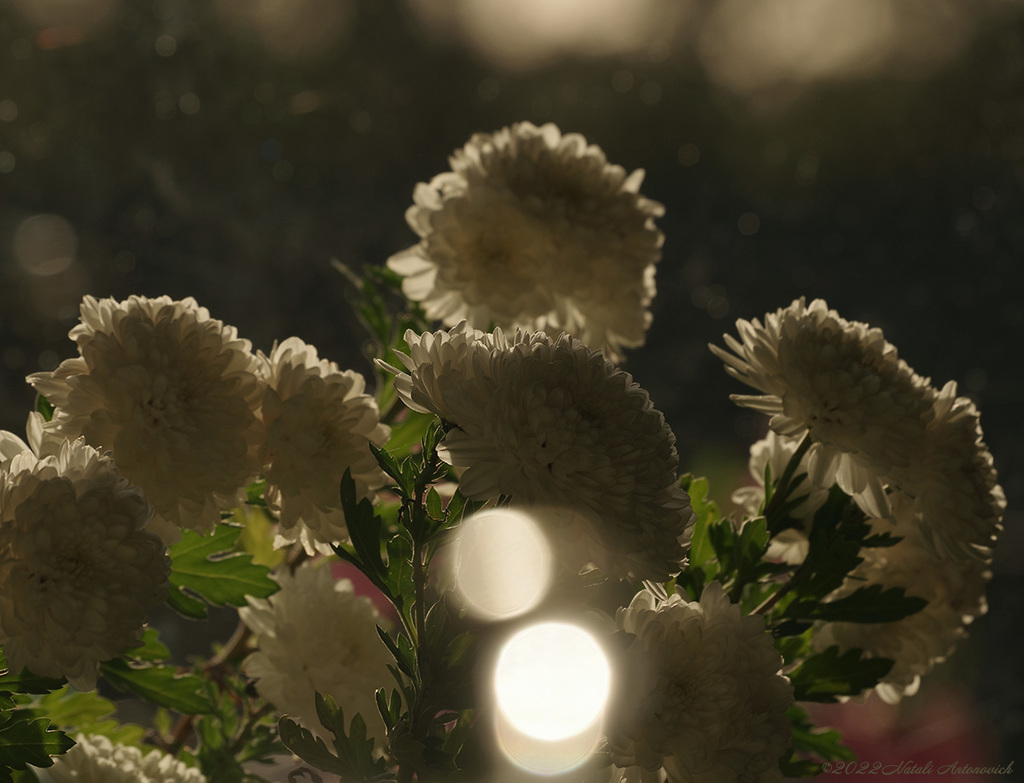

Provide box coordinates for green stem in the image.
[753,563,807,616]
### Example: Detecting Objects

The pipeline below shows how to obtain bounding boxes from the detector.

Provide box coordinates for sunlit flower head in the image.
[813,492,990,703]
[388,121,664,360]
[0,438,169,691]
[259,337,390,554]
[893,386,1005,562]
[711,298,938,518]
[37,734,207,783]
[732,430,829,565]
[606,582,792,783]
[28,295,264,542]
[239,560,391,744]
[381,324,694,582]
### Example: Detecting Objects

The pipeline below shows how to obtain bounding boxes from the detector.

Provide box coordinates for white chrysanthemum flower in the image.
[259,337,390,554]
[894,387,1004,561]
[732,431,830,565]
[607,583,792,783]
[28,295,264,542]
[711,298,939,518]
[0,438,169,691]
[239,561,391,744]
[388,121,665,360]
[35,734,206,783]
[813,492,990,703]
[381,324,694,582]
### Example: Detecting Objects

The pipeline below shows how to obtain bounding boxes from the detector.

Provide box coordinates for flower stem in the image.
[753,563,806,616]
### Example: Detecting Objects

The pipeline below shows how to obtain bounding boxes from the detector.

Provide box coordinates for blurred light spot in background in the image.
[493,623,611,774]
[10,0,120,47]
[451,510,552,621]
[697,0,1016,103]
[215,0,356,63]
[13,214,77,276]
[0,100,17,123]
[408,0,692,70]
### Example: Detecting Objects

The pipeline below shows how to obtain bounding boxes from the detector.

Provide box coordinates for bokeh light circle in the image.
[451,509,553,621]
[494,622,611,742]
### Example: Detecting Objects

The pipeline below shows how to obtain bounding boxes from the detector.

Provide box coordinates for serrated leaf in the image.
[862,531,904,548]
[786,584,928,624]
[370,444,409,494]
[0,655,65,695]
[377,628,415,678]
[340,470,387,581]
[99,659,215,714]
[31,687,145,746]
[787,704,855,763]
[0,712,74,770]
[789,646,894,702]
[166,524,278,619]
[279,717,345,775]
[124,628,171,662]
[682,477,721,567]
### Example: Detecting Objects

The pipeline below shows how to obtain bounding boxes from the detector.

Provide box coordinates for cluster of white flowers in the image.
[0,436,169,690]
[382,323,695,582]
[238,560,392,743]
[721,299,1003,701]
[36,734,207,783]
[1,120,1007,783]
[28,296,266,542]
[388,121,664,361]
[605,583,793,783]
[25,296,390,547]
[259,337,391,554]
[714,297,1003,558]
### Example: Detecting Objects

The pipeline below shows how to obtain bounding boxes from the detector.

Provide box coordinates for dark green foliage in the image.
[166,524,279,619]
[789,646,895,703]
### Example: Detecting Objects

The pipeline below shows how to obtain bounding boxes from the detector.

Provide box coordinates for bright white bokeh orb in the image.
[494,622,611,742]
[451,509,553,621]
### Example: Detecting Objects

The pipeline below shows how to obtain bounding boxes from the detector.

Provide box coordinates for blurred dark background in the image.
[1,0,1022,775]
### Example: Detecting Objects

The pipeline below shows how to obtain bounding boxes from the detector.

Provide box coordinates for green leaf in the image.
[0,712,74,771]
[384,535,414,607]
[786,703,855,771]
[376,628,416,679]
[786,584,928,624]
[124,628,171,663]
[0,655,65,695]
[385,411,435,458]
[34,395,54,423]
[674,475,722,597]
[281,693,388,781]
[234,504,286,569]
[789,646,894,702]
[244,479,267,507]
[279,717,345,775]
[99,659,215,714]
[166,524,278,619]
[31,687,146,746]
[370,444,410,496]
[425,487,444,523]
[339,471,389,590]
